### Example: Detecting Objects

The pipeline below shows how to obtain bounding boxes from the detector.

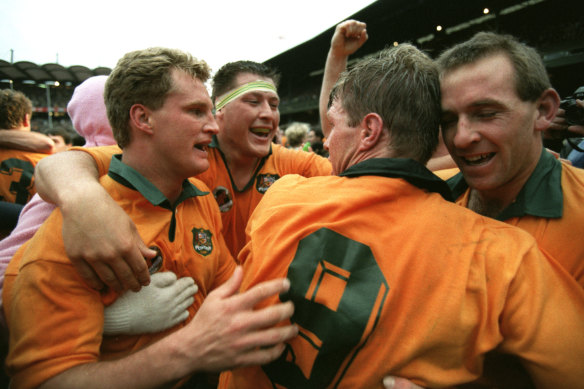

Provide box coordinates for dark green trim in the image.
[340,158,454,202]
[211,134,273,193]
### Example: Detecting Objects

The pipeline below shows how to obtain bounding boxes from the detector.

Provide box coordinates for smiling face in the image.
[440,53,543,198]
[214,72,280,160]
[149,69,218,180]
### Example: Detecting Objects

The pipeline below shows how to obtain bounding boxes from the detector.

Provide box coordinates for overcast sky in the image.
[0,0,376,73]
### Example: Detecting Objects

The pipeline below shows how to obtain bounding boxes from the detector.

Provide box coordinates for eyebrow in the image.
[185,100,213,109]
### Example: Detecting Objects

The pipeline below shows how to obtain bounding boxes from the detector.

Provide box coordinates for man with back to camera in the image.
[2,47,297,389]
[0,89,48,205]
[321,21,584,287]
[216,42,584,389]
[30,60,332,293]
[319,20,584,389]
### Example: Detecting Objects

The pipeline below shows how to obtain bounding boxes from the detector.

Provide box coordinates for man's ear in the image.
[359,113,384,151]
[534,88,560,133]
[129,104,154,135]
[22,113,30,128]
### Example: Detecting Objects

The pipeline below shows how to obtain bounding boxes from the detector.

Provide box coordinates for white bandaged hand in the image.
[103,271,198,335]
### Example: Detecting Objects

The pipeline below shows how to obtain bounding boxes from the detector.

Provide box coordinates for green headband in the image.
[215,80,278,111]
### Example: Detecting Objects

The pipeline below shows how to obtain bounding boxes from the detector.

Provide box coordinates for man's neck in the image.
[467,189,509,218]
[216,138,262,189]
[121,149,184,206]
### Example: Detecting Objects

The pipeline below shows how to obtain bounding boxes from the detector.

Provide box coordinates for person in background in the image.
[3,47,296,389]
[218,43,584,389]
[284,122,310,150]
[0,89,48,205]
[43,126,74,152]
[548,98,584,167]
[306,127,328,157]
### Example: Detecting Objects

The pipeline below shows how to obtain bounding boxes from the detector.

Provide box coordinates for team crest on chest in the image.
[256,174,279,194]
[212,186,233,212]
[192,228,213,256]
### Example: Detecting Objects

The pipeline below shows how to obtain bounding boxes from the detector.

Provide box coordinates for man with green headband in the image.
[31,60,332,292]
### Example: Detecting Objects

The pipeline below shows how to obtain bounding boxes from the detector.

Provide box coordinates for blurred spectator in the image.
[0,89,47,205]
[285,122,310,150]
[43,125,74,152]
[306,127,328,157]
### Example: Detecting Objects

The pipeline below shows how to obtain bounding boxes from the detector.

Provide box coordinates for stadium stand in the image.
[2,0,582,134]
[0,61,111,135]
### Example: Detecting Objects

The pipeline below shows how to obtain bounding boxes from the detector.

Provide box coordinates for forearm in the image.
[34,150,102,206]
[319,50,349,138]
[0,129,55,153]
[39,334,190,389]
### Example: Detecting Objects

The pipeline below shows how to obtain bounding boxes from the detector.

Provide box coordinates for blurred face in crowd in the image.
[215,72,280,160]
[306,130,318,145]
[48,134,71,153]
[148,69,218,180]
[440,53,543,198]
[324,98,361,175]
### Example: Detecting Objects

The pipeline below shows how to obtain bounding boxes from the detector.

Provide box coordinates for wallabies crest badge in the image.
[192,228,213,256]
[256,174,279,194]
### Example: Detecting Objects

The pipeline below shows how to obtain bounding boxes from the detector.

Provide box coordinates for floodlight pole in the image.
[45,82,53,129]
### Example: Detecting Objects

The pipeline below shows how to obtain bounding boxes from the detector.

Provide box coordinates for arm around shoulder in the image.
[0,129,55,153]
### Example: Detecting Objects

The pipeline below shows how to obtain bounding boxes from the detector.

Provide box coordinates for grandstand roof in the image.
[0,60,111,84]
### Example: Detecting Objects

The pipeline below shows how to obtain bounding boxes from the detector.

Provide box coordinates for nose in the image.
[205,113,219,134]
[452,116,479,148]
[258,100,276,120]
[323,136,330,151]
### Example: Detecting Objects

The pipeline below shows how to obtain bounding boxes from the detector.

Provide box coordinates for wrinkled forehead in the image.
[326,98,346,119]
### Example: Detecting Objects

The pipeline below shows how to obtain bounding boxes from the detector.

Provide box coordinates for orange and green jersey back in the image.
[219,158,584,389]
[0,148,47,204]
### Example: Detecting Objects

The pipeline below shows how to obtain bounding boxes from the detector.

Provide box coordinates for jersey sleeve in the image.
[70,144,121,177]
[4,213,104,388]
[498,245,584,388]
[273,145,332,178]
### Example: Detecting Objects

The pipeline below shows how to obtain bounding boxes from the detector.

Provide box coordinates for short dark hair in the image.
[211,61,280,102]
[330,44,441,164]
[437,31,550,102]
[0,89,32,129]
[44,126,74,144]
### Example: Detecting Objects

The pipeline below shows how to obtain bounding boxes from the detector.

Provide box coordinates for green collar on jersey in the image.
[210,134,274,192]
[107,154,209,241]
[340,158,454,202]
[447,149,563,221]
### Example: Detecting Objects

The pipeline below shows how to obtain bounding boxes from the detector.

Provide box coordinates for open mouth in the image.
[250,128,271,137]
[194,144,207,152]
[462,152,494,166]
